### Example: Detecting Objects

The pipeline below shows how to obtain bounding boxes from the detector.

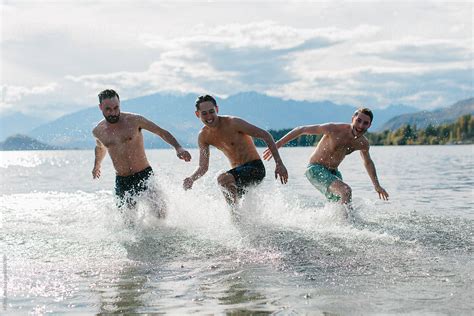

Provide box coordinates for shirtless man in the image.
[183,95,288,206]
[264,108,389,206]
[92,89,191,215]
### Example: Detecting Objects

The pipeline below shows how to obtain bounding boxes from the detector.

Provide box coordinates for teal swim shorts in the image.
[305,163,343,202]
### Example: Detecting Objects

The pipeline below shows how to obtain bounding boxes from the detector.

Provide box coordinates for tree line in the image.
[255,114,474,147]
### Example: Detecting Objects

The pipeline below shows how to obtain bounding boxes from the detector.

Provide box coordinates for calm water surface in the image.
[1,146,473,314]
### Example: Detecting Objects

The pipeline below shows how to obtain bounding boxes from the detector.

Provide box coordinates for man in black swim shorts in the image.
[92,89,191,216]
[183,94,288,206]
[115,166,154,208]
[227,159,266,197]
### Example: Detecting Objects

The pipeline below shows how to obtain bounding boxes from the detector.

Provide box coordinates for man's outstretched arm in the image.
[138,115,191,161]
[92,138,107,179]
[360,148,389,200]
[263,124,334,160]
[234,118,288,184]
[183,135,210,190]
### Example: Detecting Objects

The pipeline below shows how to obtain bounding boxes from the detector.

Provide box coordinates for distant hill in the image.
[0,134,61,151]
[380,98,474,131]
[0,112,49,141]
[29,93,199,149]
[371,104,419,131]
[27,92,418,149]
[218,92,418,131]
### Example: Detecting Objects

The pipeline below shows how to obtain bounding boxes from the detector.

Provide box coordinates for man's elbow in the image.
[260,131,275,143]
[296,126,306,134]
[160,129,172,140]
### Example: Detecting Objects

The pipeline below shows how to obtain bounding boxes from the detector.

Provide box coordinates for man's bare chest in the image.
[100,128,140,147]
[329,137,362,155]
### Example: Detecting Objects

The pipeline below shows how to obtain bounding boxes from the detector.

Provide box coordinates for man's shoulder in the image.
[228,115,248,122]
[219,115,236,122]
[198,126,211,137]
[333,122,351,129]
[218,115,244,121]
[361,135,370,145]
[197,127,213,145]
[223,116,253,129]
[122,113,147,126]
[121,112,140,120]
[199,124,218,135]
[322,122,349,133]
[356,135,370,149]
[93,120,106,134]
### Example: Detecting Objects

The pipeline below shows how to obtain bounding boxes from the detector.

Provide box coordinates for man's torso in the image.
[201,117,261,168]
[94,113,151,176]
[309,124,368,169]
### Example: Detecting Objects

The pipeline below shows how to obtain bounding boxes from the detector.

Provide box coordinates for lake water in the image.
[1,146,473,314]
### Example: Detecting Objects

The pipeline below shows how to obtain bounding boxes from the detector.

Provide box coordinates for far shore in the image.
[1,142,473,152]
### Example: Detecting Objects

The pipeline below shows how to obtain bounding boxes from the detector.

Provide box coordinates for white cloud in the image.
[141,21,378,51]
[355,38,472,63]
[64,22,380,99]
[65,55,242,100]
[1,1,473,118]
[0,83,58,110]
[266,63,472,109]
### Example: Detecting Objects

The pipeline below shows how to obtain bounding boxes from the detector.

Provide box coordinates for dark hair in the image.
[195,94,217,110]
[98,89,120,103]
[354,107,373,123]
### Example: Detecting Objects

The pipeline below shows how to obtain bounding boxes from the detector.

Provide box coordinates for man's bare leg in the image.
[150,195,167,219]
[328,179,352,204]
[217,173,238,206]
[115,193,138,226]
[143,183,167,219]
[328,179,353,217]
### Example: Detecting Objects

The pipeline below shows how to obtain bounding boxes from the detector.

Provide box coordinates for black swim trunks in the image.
[227,159,266,196]
[115,166,154,208]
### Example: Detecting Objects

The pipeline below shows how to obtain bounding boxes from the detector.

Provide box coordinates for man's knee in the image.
[338,184,352,202]
[329,181,352,201]
[217,173,236,188]
[341,185,352,199]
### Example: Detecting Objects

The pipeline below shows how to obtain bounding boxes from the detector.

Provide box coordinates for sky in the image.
[1,0,473,119]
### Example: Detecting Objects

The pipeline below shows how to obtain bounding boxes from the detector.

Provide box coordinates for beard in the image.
[104,114,120,124]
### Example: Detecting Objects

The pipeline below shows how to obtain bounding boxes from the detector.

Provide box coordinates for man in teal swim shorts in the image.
[304,163,344,202]
[263,108,389,206]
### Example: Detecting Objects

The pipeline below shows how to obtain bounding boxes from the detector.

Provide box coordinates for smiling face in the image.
[195,101,219,127]
[99,96,121,124]
[351,111,372,137]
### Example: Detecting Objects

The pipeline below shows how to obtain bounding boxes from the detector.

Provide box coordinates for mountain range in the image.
[0,134,61,151]
[1,92,472,149]
[23,92,420,149]
[380,97,474,130]
[0,112,48,141]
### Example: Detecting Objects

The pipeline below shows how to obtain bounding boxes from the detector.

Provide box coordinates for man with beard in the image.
[183,94,288,207]
[263,108,389,209]
[92,89,191,216]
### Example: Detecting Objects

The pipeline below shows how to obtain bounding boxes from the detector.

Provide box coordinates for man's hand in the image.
[275,162,288,184]
[183,177,194,190]
[177,148,192,162]
[375,184,389,200]
[263,148,273,161]
[92,166,101,179]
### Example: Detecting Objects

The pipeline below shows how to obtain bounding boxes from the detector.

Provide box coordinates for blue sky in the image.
[1,0,472,119]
